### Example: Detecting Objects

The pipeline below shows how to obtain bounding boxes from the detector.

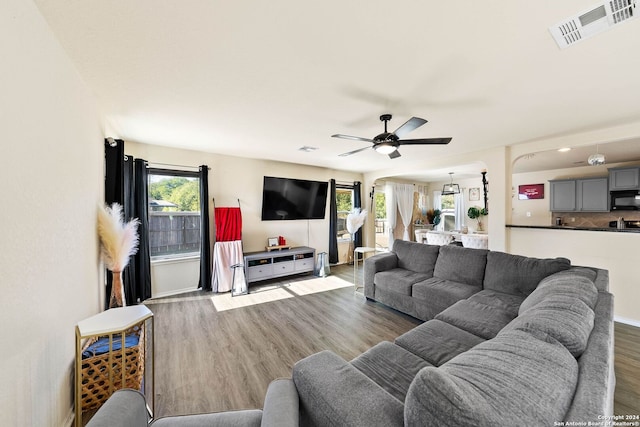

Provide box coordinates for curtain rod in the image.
[147,161,210,170]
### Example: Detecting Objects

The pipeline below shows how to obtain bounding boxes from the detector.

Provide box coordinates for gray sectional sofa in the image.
[293,241,615,426]
[88,240,615,427]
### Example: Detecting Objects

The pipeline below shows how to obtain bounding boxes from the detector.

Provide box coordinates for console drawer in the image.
[247,264,273,280]
[295,258,314,272]
[273,261,294,274]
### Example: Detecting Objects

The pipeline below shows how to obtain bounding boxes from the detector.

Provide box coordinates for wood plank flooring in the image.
[614,322,640,415]
[144,265,420,418]
[144,264,640,419]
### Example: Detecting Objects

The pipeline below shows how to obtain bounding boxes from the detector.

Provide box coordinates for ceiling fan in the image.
[332,114,451,159]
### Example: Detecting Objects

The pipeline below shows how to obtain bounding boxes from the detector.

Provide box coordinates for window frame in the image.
[147,168,202,261]
[335,185,355,242]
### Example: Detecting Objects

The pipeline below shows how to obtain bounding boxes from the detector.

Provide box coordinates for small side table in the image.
[353,247,380,293]
[75,305,154,427]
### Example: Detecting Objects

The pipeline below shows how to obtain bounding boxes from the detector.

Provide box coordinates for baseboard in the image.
[614,315,640,328]
[151,287,197,299]
[62,407,74,427]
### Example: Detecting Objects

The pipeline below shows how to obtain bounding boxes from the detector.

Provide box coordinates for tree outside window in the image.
[148,171,201,259]
[336,188,354,241]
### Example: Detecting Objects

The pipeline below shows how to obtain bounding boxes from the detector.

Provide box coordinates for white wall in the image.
[0,0,103,425]
[124,142,363,294]
[509,227,640,325]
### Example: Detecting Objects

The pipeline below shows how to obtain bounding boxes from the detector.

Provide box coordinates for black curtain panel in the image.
[353,181,363,257]
[122,156,136,305]
[104,139,125,310]
[133,158,151,302]
[198,165,212,291]
[329,179,338,264]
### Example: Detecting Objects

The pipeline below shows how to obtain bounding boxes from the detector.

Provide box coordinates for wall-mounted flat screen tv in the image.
[261,176,328,220]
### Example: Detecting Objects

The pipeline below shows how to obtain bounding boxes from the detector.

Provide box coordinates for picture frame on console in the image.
[267,237,278,247]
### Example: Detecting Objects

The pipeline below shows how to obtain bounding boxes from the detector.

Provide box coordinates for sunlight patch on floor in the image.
[287,275,353,296]
[211,274,354,311]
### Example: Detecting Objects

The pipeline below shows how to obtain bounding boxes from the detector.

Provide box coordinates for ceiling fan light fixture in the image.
[442,172,460,195]
[374,143,397,155]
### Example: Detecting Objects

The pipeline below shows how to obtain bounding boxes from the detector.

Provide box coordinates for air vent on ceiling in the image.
[549,0,637,48]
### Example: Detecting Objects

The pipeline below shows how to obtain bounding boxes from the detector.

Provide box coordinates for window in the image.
[440,194,456,231]
[336,187,354,241]
[148,169,201,259]
[374,190,388,249]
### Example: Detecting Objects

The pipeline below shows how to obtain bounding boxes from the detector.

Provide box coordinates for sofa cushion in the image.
[404,329,579,427]
[505,294,595,357]
[152,411,263,427]
[293,350,404,427]
[433,245,488,288]
[392,239,441,275]
[351,341,432,402]
[435,299,516,339]
[395,319,485,366]
[483,251,571,296]
[375,268,432,296]
[466,289,525,317]
[412,278,481,316]
[519,272,599,314]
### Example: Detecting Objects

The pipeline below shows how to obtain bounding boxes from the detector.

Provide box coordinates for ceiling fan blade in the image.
[339,146,373,157]
[393,117,428,138]
[398,137,452,145]
[331,134,375,143]
[388,150,401,159]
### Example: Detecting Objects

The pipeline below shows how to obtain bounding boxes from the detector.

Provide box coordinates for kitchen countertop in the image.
[506,224,640,233]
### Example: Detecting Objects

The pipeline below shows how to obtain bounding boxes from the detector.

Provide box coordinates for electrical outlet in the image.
[526,212,531,217]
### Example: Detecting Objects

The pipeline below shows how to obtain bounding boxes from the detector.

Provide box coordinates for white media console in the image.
[243,246,316,284]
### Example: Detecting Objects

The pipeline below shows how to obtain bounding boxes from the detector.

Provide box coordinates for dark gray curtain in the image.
[353,181,363,257]
[133,159,151,302]
[123,156,135,305]
[122,157,151,304]
[104,139,124,310]
[329,179,338,264]
[198,165,212,291]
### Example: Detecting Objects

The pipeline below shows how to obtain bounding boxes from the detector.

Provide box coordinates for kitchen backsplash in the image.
[552,211,640,227]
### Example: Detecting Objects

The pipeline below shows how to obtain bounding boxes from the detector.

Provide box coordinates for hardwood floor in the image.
[614,322,640,415]
[143,264,640,419]
[144,264,420,418]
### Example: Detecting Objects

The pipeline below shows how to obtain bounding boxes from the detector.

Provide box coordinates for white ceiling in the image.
[34,1,640,177]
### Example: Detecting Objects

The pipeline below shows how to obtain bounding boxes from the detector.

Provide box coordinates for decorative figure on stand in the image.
[346,208,368,264]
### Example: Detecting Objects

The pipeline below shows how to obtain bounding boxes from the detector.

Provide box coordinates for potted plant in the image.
[467,206,488,232]
[426,209,441,227]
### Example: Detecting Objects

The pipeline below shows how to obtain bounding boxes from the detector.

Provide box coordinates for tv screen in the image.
[261,176,328,220]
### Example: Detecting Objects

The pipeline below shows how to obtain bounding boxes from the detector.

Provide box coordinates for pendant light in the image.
[442,172,460,195]
[587,144,605,166]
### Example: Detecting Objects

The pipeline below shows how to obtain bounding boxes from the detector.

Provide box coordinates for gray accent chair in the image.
[85,378,299,427]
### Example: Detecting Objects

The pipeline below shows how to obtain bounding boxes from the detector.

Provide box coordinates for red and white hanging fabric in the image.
[211,205,243,293]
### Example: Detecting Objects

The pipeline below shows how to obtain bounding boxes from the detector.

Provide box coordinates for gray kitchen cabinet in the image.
[609,167,640,191]
[577,177,609,212]
[550,180,576,211]
[550,177,608,212]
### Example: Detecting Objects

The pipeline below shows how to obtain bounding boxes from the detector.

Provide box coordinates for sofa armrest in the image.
[364,252,398,299]
[85,389,149,427]
[293,350,404,427]
[261,378,299,427]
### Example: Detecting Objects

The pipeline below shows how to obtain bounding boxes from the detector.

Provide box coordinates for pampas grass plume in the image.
[97,203,140,272]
